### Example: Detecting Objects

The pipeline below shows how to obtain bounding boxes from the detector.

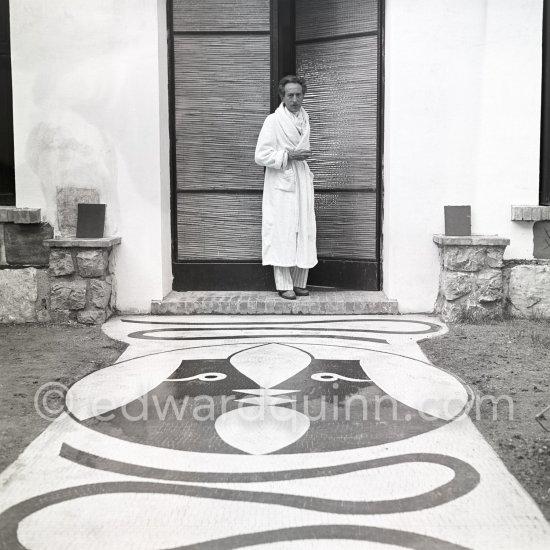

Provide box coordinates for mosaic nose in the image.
[229,344,311,388]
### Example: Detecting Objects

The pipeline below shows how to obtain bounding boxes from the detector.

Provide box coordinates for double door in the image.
[169,0,382,290]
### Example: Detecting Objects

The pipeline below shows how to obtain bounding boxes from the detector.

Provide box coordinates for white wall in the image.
[383,0,544,312]
[10,0,172,312]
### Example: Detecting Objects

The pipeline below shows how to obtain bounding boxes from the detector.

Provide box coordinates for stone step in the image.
[151,289,399,315]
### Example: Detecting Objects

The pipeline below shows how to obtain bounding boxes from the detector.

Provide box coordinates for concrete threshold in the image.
[152,289,399,315]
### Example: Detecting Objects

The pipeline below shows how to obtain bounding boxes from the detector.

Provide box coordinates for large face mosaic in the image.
[68,340,464,455]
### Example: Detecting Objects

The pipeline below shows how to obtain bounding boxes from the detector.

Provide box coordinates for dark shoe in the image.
[293,286,309,297]
[278,290,296,300]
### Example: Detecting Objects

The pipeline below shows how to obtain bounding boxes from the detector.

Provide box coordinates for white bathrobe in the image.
[254,104,317,268]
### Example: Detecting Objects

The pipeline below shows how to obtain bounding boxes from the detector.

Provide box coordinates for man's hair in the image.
[278,75,307,100]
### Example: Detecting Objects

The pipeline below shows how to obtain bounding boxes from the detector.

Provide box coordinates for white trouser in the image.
[273,266,309,291]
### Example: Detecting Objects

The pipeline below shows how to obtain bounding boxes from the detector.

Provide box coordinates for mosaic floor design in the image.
[0,315,549,549]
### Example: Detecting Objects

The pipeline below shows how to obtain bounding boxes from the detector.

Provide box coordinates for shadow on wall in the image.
[25,116,120,238]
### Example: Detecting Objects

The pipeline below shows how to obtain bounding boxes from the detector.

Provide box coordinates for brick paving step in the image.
[152,289,398,315]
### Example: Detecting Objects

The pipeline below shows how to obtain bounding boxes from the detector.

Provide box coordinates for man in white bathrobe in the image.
[255,75,317,300]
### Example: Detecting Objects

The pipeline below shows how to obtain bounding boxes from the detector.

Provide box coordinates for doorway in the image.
[168,0,383,290]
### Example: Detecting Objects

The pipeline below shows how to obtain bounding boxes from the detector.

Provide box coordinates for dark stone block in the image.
[76,204,105,238]
[533,221,550,259]
[77,310,107,325]
[444,205,471,236]
[89,278,112,309]
[76,249,109,277]
[49,249,75,276]
[4,223,54,266]
[50,280,87,310]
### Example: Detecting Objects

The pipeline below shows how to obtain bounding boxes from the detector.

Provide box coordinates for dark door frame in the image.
[541,0,550,205]
[167,0,385,290]
[271,0,296,112]
[0,0,15,206]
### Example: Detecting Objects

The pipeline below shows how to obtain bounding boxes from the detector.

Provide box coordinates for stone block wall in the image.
[504,260,550,318]
[505,206,550,319]
[0,207,120,325]
[0,208,52,322]
[0,268,50,323]
[46,239,120,325]
[433,235,510,322]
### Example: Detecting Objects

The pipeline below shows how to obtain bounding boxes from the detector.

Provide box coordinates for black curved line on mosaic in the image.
[122,317,443,335]
[226,342,317,365]
[226,342,278,361]
[169,525,471,550]
[127,329,388,345]
[59,445,480,514]
[0,483,473,550]
[128,326,420,336]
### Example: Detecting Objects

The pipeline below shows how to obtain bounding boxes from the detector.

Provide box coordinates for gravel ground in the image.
[0,323,127,472]
[420,320,550,521]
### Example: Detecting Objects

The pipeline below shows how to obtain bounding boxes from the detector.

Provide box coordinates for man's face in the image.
[282,82,304,113]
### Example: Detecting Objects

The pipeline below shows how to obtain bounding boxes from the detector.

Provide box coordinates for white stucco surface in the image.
[10,0,172,312]
[383,0,543,312]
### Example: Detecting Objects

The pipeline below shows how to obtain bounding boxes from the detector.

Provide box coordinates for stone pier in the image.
[44,237,121,325]
[433,235,510,322]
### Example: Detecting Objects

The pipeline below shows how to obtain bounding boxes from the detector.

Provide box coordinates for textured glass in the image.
[296,0,377,42]
[173,0,270,32]
[315,192,377,260]
[177,193,262,260]
[297,36,378,190]
[174,35,270,191]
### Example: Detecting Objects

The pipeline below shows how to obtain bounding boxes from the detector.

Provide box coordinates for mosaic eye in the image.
[168,372,227,382]
[311,373,371,383]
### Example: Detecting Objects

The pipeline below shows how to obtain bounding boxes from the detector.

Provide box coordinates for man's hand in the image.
[288,149,311,161]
